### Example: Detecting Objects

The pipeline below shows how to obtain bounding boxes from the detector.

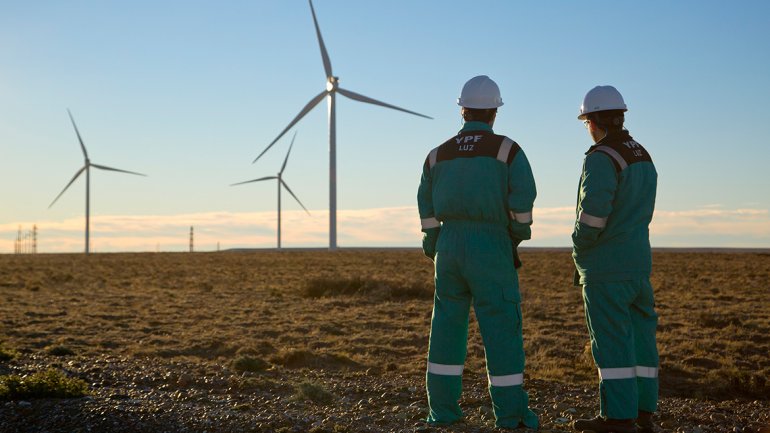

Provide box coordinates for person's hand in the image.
[422,227,440,261]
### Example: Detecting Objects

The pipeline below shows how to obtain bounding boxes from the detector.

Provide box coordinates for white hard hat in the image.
[457,75,503,109]
[578,85,627,120]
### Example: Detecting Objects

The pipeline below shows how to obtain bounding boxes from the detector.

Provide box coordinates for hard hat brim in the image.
[577,107,627,120]
[457,98,504,109]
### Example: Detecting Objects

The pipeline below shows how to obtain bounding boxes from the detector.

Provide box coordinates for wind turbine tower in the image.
[252,0,431,250]
[235,132,310,249]
[49,110,147,254]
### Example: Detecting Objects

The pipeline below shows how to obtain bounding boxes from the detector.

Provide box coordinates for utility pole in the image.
[189,226,194,253]
[13,225,39,254]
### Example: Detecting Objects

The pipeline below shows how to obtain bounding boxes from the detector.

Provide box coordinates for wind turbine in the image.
[49,109,147,255]
[234,131,310,249]
[252,0,431,250]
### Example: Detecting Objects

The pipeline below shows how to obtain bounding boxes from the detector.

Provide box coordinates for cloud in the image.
[0,208,423,253]
[2,205,769,253]
[651,208,770,237]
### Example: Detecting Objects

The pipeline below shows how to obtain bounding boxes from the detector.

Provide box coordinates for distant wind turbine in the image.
[234,131,310,249]
[252,0,431,250]
[49,109,147,255]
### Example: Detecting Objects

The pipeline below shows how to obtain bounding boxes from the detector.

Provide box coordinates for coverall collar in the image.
[585,129,632,155]
[460,121,494,134]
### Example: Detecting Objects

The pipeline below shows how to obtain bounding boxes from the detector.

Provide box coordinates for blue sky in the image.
[2,0,769,252]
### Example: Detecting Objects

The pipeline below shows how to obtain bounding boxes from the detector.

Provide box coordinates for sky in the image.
[2,0,769,252]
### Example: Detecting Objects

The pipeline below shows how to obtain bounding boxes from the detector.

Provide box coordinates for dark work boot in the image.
[573,415,638,433]
[635,411,655,433]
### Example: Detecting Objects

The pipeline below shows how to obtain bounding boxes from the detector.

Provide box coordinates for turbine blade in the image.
[90,163,147,176]
[231,176,277,186]
[308,0,332,77]
[281,179,311,215]
[280,131,298,175]
[67,109,89,159]
[337,87,433,119]
[49,166,86,208]
[253,90,327,164]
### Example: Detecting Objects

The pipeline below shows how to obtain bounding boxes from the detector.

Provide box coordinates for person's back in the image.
[417,75,538,430]
[429,126,534,220]
[572,129,658,284]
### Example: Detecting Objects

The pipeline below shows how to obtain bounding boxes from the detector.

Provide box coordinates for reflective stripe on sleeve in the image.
[598,367,636,380]
[595,146,628,171]
[427,362,464,376]
[421,217,440,230]
[428,148,439,169]
[636,366,658,378]
[497,137,514,163]
[578,211,608,228]
[488,373,524,387]
[509,210,532,224]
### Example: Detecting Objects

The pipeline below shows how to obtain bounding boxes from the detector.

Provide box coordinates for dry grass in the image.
[0,250,768,400]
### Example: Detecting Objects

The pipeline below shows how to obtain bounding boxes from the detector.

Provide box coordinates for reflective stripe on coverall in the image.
[573,130,659,419]
[417,121,538,429]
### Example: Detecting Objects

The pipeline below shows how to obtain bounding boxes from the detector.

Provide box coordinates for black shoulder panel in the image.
[589,133,653,173]
[435,131,507,164]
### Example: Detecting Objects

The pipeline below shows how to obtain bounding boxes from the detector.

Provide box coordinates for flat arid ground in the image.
[1,250,769,433]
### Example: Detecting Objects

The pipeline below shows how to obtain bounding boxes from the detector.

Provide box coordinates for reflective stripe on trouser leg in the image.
[464,244,538,430]
[632,279,659,413]
[426,249,471,425]
[583,281,639,419]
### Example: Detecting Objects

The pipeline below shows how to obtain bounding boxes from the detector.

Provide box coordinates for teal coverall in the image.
[417,121,538,429]
[572,129,659,420]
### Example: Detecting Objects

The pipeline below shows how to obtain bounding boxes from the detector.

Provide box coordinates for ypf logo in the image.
[624,140,644,157]
[455,135,482,151]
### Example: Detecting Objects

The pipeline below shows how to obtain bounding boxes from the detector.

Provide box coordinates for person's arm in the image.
[417,156,440,260]
[508,150,536,267]
[572,153,617,250]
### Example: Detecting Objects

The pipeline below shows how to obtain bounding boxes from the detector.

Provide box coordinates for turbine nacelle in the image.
[326,76,339,92]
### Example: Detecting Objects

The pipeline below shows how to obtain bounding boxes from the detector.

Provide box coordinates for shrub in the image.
[302,277,431,300]
[0,369,88,400]
[303,277,362,298]
[292,380,335,404]
[270,349,360,371]
[0,346,18,362]
[706,368,769,399]
[45,345,75,357]
[232,355,270,373]
[696,312,742,328]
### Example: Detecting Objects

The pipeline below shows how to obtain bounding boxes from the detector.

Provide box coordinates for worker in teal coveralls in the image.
[571,86,659,433]
[417,75,539,430]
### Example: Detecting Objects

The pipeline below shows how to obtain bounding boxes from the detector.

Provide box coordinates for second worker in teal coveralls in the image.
[417,75,539,429]
[571,86,659,433]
